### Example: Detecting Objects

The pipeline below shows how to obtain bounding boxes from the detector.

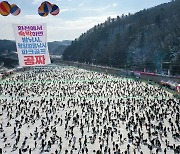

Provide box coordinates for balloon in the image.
[10,4,21,16]
[50,4,59,16]
[40,1,52,13]
[38,5,48,17]
[0,1,11,16]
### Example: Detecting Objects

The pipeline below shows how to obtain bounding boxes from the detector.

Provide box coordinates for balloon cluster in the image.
[38,1,60,17]
[0,1,21,16]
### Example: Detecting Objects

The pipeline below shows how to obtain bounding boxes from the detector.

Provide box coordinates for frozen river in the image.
[0,66,179,154]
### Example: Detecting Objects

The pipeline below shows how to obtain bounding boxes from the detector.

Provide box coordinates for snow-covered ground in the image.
[0,66,179,154]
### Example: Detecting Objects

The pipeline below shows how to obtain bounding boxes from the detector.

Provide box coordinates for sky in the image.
[0,0,171,41]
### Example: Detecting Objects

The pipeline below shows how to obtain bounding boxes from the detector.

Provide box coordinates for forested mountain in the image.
[48,40,71,55]
[63,0,180,75]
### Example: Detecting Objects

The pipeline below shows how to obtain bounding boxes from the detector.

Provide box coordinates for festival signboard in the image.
[12,23,51,67]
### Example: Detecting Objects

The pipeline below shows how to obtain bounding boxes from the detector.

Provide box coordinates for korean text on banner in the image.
[12,24,51,67]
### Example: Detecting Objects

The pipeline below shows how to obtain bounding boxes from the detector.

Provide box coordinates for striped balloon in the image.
[50,4,59,16]
[38,5,48,17]
[40,1,52,13]
[0,1,11,16]
[10,4,21,16]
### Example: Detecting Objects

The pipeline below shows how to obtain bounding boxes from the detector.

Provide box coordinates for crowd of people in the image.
[0,65,179,154]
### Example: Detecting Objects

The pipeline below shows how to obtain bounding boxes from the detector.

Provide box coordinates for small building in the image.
[0,73,3,79]
[176,84,180,93]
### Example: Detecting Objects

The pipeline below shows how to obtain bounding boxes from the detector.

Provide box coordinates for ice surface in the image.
[0,66,179,154]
